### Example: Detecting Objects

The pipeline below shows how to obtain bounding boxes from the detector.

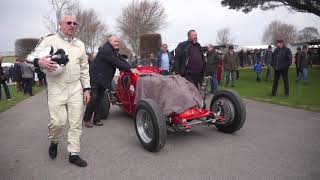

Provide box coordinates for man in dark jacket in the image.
[0,58,12,100]
[271,39,292,96]
[157,43,174,75]
[264,45,273,81]
[13,59,23,92]
[83,35,139,127]
[175,30,206,88]
[205,44,219,93]
[294,47,302,78]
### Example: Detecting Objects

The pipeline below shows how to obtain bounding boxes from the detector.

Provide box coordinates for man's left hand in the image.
[83,90,91,105]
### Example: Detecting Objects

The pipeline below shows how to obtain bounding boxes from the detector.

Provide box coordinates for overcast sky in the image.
[1,0,320,52]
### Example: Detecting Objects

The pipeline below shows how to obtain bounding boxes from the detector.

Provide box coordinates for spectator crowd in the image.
[0,57,47,101]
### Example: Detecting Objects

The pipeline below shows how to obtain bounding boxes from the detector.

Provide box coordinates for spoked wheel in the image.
[210,90,246,133]
[135,99,167,152]
[136,109,154,144]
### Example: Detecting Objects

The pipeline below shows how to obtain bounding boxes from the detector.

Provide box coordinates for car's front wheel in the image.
[134,99,167,152]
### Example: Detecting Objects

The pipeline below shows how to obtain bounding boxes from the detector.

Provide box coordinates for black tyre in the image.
[134,99,167,152]
[100,79,115,119]
[210,90,246,133]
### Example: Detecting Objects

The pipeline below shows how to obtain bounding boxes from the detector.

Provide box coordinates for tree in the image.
[297,27,320,42]
[15,38,40,59]
[216,28,234,45]
[221,0,320,17]
[262,21,298,44]
[116,0,167,56]
[75,8,107,54]
[44,0,79,33]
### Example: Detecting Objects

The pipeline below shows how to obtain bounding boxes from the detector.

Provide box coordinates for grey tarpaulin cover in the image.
[135,74,203,116]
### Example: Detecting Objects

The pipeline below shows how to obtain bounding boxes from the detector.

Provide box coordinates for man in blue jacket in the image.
[271,39,292,96]
[156,43,173,75]
[83,35,139,127]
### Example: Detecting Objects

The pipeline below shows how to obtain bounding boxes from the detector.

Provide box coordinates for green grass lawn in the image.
[219,67,320,112]
[0,84,44,113]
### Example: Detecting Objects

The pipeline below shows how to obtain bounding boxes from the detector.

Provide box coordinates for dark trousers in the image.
[185,74,203,89]
[83,81,106,122]
[295,65,299,77]
[236,70,239,80]
[0,80,11,99]
[23,78,33,95]
[272,69,289,96]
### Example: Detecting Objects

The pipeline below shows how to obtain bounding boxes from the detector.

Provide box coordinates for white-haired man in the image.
[83,35,139,127]
[27,13,90,167]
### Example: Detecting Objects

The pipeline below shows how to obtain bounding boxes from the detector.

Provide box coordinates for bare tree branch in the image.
[262,20,298,44]
[297,26,320,42]
[216,28,234,46]
[43,0,79,33]
[75,7,107,54]
[116,0,167,56]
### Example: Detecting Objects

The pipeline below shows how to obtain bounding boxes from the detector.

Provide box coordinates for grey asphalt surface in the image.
[0,91,320,180]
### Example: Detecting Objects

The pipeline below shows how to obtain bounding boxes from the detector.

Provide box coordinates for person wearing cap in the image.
[223,45,239,87]
[271,39,292,96]
[26,13,91,167]
[175,30,206,88]
[205,44,220,93]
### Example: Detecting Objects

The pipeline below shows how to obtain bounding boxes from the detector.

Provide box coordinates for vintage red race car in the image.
[104,66,246,152]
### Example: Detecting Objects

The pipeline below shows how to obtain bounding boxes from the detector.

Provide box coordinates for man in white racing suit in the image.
[27,13,90,167]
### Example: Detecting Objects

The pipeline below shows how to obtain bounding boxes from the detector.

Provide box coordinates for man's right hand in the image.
[38,56,58,71]
[131,68,140,75]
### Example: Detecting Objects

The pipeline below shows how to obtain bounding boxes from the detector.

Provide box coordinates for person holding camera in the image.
[27,13,90,167]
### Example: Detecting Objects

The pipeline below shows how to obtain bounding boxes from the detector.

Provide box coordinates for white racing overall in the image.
[27,34,90,153]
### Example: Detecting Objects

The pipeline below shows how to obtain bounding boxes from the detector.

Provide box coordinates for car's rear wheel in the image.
[135,99,167,152]
[210,90,246,133]
[100,79,116,119]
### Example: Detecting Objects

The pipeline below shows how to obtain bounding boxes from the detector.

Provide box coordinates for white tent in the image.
[1,62,14,68]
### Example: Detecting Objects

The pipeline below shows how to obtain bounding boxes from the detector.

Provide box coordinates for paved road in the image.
[0,91,319,180]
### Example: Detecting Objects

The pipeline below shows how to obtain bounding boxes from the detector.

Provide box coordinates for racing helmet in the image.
[39,46,69,76]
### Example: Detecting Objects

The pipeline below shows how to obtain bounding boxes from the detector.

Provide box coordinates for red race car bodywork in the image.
[106,65,246,152]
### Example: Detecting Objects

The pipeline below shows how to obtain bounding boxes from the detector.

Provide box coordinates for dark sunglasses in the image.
[66,21,77,26]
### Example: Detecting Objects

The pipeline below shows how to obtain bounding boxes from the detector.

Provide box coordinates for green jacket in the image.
[205,51,219,76]
[224,52,239,70]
